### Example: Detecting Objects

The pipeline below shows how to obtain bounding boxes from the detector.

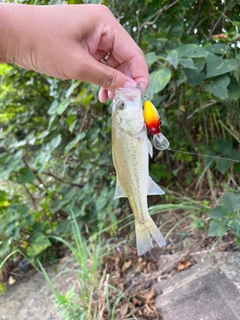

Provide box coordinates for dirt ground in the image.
[1,229,239,320]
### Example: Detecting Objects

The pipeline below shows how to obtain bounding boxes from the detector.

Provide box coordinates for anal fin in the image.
[148,177,165,195]
[113,180,126,200]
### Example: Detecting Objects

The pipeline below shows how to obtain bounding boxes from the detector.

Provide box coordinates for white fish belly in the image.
[112,126,149,223]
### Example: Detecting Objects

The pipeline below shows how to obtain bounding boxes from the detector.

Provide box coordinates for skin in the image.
[0,3,149,102]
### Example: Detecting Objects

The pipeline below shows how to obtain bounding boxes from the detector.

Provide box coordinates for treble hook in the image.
[135,82,149,101]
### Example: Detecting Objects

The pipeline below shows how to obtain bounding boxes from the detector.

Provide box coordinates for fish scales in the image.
[113,130,148,224]
[112,87,166,255]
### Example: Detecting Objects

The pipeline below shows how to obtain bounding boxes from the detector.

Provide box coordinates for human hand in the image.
[0,3,149,102]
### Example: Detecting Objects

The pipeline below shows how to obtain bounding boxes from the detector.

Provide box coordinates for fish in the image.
[111,87,166,256]
[143,100,170,150]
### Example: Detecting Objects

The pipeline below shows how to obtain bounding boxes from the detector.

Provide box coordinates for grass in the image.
[1,186,239,318]
[21,177,239,319]
[38,210,131,320]
[35,194,212,319]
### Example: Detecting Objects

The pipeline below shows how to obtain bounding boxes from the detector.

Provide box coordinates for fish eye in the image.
[118,101,125,109]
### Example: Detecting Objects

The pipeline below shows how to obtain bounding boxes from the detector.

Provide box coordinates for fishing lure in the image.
[135,84,170,150]
[143,100,170,151]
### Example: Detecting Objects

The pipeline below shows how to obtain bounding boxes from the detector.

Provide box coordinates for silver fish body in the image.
[112,87,166,255]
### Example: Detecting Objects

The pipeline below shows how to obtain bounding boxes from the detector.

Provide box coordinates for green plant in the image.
[208,191,240,244]
[1,0,240,270]
[149,192,211,238]
[38,210,130,320]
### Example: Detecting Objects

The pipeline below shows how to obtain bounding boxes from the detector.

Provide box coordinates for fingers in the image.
[75,52,136,92]
[92,10,150,99]
[108,23,150,91]
[94,51,120,69]
[98,88,108,103]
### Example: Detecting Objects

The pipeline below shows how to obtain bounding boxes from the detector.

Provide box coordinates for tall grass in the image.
[38,210,130,320]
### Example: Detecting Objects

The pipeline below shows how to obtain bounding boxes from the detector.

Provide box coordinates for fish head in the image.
[143,100,161,135]
[112,88,142,122]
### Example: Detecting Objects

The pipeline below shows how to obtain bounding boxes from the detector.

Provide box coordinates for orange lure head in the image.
[143,100,161,135]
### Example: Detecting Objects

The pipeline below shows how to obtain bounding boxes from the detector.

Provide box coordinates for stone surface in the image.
[0,263,76,320]
[155,251,240,320]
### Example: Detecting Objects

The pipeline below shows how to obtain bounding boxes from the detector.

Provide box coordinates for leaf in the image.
[213,139,233,155]
[57,99,71,115]
[204,44,230,55]
[230,218,240,237]
[208,220,226,237]
[219,192,240,213]
[206,56,238,78]
[215,158,232,174]
[17,167,36,184]
[96,195,108,211]
[209,206,226,219]
[175,44,208,58]
[65,133,86,153]
[47,100,59,115]
[167,50,179,69]
[185,70,205,86]
[65,81,79,99]
[0,283,6,295]
[228,76,240,100]
[122,260,132,272]
[145,68,171,100]
[184,58,206,85]
[145,52,158,67]
[236,237,240,246]
[0,168,12,181]
[8,276,16,285]
[204,75,230,100]
[176,259,192,272]
[45,134,62,152]
[0,190,8,208]
[66,114,75,126]
[34,151,51,172]
[66,115,77,133]
[26,232,51,257]
[179,58,197,69]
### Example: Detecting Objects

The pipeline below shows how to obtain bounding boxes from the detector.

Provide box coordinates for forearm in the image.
[0,3,36,66]
[0,3,12,63]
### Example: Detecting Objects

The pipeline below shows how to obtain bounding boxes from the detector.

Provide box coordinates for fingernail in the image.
[124,81,136,88]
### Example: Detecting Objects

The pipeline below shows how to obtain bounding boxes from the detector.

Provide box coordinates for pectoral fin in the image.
[147,138,153,157]
[113,180,126,199]
[148,177,165,195]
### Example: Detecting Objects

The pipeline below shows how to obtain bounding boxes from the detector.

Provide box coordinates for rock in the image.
[155,251,240,320]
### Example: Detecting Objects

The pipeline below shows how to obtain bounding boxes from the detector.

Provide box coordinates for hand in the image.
[0,3,149,102]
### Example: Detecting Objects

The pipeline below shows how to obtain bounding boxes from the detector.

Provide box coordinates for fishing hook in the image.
[135,82,149,100]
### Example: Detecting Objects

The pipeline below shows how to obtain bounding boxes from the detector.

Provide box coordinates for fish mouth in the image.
[115,87,141,102]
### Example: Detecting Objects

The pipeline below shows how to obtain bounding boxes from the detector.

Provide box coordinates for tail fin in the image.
[135,217,166,256]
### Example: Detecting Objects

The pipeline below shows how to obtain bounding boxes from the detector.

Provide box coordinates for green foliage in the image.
[0,0,240,267]
[0,188,52,260]
[208,192,240,241]
[0,282,6,295]
[38,211,112,320]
